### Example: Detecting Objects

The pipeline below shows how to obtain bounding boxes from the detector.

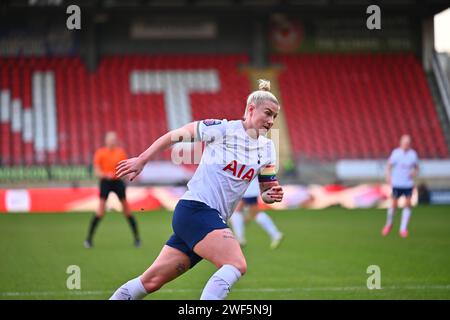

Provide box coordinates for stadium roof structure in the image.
[1,0,449,17]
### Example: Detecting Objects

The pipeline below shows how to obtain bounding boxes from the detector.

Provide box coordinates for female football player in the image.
[110,80,283,300]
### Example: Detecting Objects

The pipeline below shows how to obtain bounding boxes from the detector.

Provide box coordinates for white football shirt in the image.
[388,148,419,188]
[243,176,260,198]
[181,119,276,221]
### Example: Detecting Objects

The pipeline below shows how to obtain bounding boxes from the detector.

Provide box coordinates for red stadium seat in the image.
[271,53,449,160]
[0,55,250,165]
[1,53,447,166]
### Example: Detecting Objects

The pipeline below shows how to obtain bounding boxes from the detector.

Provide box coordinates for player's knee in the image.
[236,261,247,275]
[96,212,105,218]
[120,199,129,208]
[223,260,247,276]
[97,203,106,217]
[123,212,133,218]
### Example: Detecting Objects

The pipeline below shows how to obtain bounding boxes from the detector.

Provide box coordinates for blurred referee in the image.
[84,131,140,248]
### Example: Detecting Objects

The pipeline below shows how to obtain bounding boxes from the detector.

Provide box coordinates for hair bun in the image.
[258,79,271,92]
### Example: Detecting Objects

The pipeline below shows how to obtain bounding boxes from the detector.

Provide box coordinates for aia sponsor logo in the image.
[223,160,254,181]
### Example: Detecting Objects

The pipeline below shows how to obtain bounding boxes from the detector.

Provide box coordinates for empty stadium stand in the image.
[1,53,448,168]
[0,55,250,166]
[272,53,449,160]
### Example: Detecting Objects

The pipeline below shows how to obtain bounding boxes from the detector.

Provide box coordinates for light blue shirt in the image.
[388,148,419,188]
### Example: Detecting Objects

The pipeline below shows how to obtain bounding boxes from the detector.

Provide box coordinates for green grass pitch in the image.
[1,206,449,299]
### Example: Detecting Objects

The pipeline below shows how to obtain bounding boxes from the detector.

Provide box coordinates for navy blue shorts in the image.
[392,187,413,199]
[166,200,228,268]
[242,196,258,205]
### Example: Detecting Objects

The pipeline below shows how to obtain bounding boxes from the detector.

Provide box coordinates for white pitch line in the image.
[1,285,450,297]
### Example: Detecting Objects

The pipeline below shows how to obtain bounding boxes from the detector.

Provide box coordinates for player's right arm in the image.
[116,122,197,181]
[385,150,396,185]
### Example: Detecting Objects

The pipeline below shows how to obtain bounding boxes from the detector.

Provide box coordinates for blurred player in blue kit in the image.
[230,178,284,249]
[382,134,419,238]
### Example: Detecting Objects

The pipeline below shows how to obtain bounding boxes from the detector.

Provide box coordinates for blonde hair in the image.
[257,79,271,91]
[244,79,279,119]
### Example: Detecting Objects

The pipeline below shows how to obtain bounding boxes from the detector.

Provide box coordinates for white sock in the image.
[255,212,281,239]
[109,277,148,300]
[400,207,411,232]
[230,212,245,243]
[200,264,242,300]
[386,207,395,226]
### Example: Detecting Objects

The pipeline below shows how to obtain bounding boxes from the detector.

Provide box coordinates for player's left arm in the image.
[410,159,419,179]
[259,165,283,204]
